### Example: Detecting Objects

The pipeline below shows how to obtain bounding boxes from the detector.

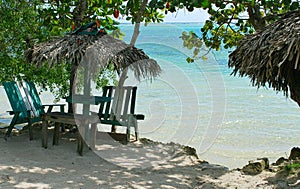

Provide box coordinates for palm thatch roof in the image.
[228,10,300,106]
[25,31,161,81]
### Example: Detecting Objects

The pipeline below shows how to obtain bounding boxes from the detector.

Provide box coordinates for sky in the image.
[163,8,209,23]
[119,8,209,23]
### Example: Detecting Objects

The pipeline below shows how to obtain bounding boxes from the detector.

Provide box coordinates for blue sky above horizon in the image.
[163,8,209,23]
[119,8,209,23]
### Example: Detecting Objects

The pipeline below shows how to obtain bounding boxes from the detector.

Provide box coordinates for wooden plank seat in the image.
[3,81,65,140]
[41,95,111,155]
[42,112,100,155]
[41,85,145,154]
[95,86,145,143]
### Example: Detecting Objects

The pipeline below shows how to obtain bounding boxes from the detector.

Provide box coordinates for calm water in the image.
[1,23,300,169]
[121,23,300,169]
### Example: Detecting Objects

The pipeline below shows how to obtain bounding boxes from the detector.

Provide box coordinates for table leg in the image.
[42,119,48,148]
[90,123,97,150]
[77,123,85,156]
[53,122,60,145]
[77,132,83,156]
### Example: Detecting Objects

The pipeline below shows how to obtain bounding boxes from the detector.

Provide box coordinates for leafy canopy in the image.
[0,0,167,100]
[2,0,298,99]
[159,0,300,62]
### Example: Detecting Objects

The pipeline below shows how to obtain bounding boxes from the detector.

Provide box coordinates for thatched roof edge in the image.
[25,34,161,80]
[228,10,300,96]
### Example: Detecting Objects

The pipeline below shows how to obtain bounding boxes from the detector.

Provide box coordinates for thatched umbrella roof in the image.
[229,10,300,106]
[25,29,161,81]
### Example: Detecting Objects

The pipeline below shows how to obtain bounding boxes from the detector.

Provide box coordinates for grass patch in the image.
[285,163,300,171]
[182,146,199,158]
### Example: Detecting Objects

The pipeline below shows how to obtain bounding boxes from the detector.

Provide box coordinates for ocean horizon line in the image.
[119,21,205,25]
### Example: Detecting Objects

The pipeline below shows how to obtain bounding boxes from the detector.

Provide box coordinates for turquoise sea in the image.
[1,23,300,169]
[121,23,300,169]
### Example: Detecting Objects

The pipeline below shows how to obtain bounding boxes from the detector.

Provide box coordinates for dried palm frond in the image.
[25,33,161,81]
[229,10,300,105]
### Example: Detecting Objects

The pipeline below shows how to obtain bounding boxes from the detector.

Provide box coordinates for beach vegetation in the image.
[2,0,298,101]
[161,0,300,61]
[285,163,300,172]
[0,0,164,102]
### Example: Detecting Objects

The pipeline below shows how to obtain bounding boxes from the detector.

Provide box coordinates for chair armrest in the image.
[42,104,65,107]
[7,110,29,116]
[43,104,66,113]
[7,110,18,115]
[90,111,98,116]
[134,114,145,120]
[128,114,145,120]
[65,95,111,105]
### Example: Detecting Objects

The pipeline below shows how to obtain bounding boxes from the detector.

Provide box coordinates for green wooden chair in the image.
[22,82,65,114]
[96,86,145,143]
[3,81,65,140]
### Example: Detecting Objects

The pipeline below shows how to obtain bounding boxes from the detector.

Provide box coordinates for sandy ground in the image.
[0,124,299,189]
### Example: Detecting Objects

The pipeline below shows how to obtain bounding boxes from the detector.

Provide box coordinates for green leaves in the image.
[167,0,299,62]
[186,57,194,63]
[109,28,125,39]
[1,0,169,99]
[290,2,300,10]
[4,0,299,95]
[181,31,201,48]
[201,0,210,9]
[95,63,118,89]
[181,31,206,62]
[0,0,48,80]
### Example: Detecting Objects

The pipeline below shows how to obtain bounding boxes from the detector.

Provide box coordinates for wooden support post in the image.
[53,122,60,145]
[126,115,132,143]
[27,111,33,141]
[77,133,84,156]
[42,118,48,148]
[90,123,97,150]
[77,120,85,155]
[133,116,138,141]
[81,56,91,152]
[60,105,66,132]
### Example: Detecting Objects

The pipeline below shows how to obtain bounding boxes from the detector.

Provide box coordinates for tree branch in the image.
[247,3,266,30]
[68,0,88,113]
[119,0,148,86]
[112,0,149,133]
[130,0,148,46]
[73,0,87,28]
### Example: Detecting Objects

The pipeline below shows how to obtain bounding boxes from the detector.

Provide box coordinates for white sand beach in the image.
[0,125,298,189]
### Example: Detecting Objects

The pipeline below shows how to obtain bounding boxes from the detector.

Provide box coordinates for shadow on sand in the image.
[0,125,231,188]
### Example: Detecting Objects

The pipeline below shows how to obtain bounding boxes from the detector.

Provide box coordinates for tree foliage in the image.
[160,0,300,62]
[0,0,44,81]
[0,0,166,100]
[3,0,298,99]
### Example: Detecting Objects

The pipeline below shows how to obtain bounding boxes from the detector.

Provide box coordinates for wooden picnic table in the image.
[41,95,111,155]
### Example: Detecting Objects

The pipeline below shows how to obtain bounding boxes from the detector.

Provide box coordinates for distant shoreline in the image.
[119,21,204,25]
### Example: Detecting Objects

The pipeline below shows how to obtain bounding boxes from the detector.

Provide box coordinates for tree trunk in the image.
[118,0,148,87]
[73,0,87,29]
[111,0,148,132]
[68,63,78,113]
[68,0,87,113]
[247,3,266,30]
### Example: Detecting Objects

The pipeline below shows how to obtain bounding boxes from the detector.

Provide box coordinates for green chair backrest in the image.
[3,81,43,124]
[22,81,44,118]
[3,82,31,124]
[99,86,137,123]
